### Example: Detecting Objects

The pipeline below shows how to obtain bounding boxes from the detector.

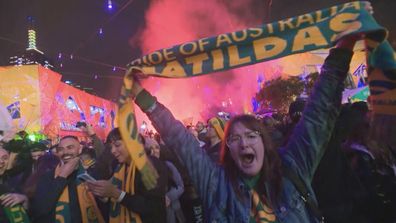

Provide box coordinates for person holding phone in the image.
[85,128,169,223]
[31,135,105,223]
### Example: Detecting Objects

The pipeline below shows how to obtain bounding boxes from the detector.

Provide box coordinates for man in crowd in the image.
[31,135,104,223]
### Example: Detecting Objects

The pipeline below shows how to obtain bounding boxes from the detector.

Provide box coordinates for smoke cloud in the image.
[130,0,291,126]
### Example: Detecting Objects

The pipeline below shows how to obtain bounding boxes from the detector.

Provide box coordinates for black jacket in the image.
[115,156,168,223]
[31,170,82,223]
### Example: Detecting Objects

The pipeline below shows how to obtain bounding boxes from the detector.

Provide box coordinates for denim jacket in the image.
[136,48,353,223]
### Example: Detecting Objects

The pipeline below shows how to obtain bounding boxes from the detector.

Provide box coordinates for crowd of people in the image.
[0,34,395,223]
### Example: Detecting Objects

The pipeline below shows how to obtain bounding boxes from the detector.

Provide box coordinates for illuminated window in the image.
[90,105,105,127]
[65,96,85,120]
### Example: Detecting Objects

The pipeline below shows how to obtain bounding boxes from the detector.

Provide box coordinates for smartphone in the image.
[77,172,96,182]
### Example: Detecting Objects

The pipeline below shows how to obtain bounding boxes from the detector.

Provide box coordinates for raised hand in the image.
[79,123,95,136]
[57,157,80,178]
[336,35,360,50]
[0,193,28,208]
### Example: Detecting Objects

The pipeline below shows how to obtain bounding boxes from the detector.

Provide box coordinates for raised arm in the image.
[130,81,220,204]
[281,36,358,181]
[79,124,105,157]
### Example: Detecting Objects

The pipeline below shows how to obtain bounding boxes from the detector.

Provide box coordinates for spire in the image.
[8,16,54,69]
[26,16,43,54]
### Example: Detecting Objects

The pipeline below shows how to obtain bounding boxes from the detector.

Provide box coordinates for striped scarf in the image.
[118,83,159,190]
[2,205,30,223]
[109,163,142,223]
[250,190,276,223]
[244,175,276,223]
[54,165,105,223]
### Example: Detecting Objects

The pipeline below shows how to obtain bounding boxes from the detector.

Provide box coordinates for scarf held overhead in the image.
[126,1,386,77]
[119,1,393,189]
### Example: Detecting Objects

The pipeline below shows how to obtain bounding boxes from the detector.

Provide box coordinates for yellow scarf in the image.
[82,159,96,170]
[54,165,105,223]
[118,76,159,190]
[109,163,142,223]
[208,117,226,140]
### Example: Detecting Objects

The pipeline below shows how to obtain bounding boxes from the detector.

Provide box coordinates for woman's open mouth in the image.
[240,153,255,165]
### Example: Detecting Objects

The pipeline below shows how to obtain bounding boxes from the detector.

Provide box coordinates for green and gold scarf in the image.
[250,189,276,223]
[2,205,30,223]
[54,165,105,223]
[109,163,142,223]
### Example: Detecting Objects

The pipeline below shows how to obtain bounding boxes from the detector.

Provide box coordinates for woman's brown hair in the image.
[220,115,283,207]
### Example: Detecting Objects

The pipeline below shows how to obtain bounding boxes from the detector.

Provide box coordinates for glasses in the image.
[226,131,261,148]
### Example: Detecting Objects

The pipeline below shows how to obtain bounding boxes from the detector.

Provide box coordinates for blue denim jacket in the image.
[137,48,353,223]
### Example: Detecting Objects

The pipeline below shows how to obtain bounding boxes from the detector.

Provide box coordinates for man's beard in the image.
[61,154,78,163]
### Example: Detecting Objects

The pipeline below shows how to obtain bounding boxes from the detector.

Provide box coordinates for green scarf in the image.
[366,39,396,149]
[243,175,277,223]
[126,1,386,77]
[3,205,30,223]
[109,163,142,223]
[54,165,105,223]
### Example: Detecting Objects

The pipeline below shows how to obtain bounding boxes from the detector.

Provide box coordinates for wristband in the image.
[117,191,126,202]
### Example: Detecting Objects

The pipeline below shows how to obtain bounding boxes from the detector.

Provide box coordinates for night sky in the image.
[1,0,394,104]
